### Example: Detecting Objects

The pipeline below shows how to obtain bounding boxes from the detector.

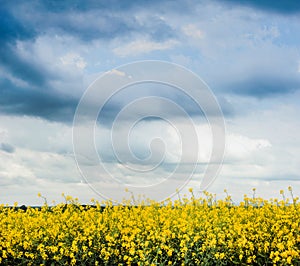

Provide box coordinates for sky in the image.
[0,0,300,205]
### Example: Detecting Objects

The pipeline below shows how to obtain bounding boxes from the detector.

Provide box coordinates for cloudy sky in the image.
[1,0,300,205]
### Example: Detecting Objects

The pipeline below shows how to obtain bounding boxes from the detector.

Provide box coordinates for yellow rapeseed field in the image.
[0,188,299,265]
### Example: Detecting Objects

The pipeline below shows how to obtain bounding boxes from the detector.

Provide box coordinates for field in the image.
[0,189,299,265]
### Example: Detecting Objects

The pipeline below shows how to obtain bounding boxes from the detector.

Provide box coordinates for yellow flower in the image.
[0,189,299,265]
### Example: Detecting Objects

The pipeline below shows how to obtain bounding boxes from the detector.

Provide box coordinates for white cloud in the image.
[108,69,126,77]
[182,24,204,39]
[226,134,271,161]
[220,94,300,182]
[113,39,178,57]
[60,52,87,69]
[0,116,80,182]
[0,152,35,184]
[0,96,299,204]
[0,115,73,153]
[0,129,7,142]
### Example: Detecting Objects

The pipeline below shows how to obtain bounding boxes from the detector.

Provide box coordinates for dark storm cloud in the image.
[0,0,178,122]
[0,78,77,122]
[37,0,193,15]
[216,0,300,14]
[38,0,157,13]
[230,75,300,98]
[0,8,35,42]
[1,0,299,123]
[0,45,50,88]
[96,83,233,128]
[4,0,176,43]
[0,6,48,87]
[43,12,175,43]
[0,142,15,153]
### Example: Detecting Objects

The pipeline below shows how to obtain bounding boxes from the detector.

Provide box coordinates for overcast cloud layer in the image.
[0,0,300,204]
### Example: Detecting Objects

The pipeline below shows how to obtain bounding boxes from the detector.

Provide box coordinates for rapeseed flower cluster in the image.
[0,189,299,265]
